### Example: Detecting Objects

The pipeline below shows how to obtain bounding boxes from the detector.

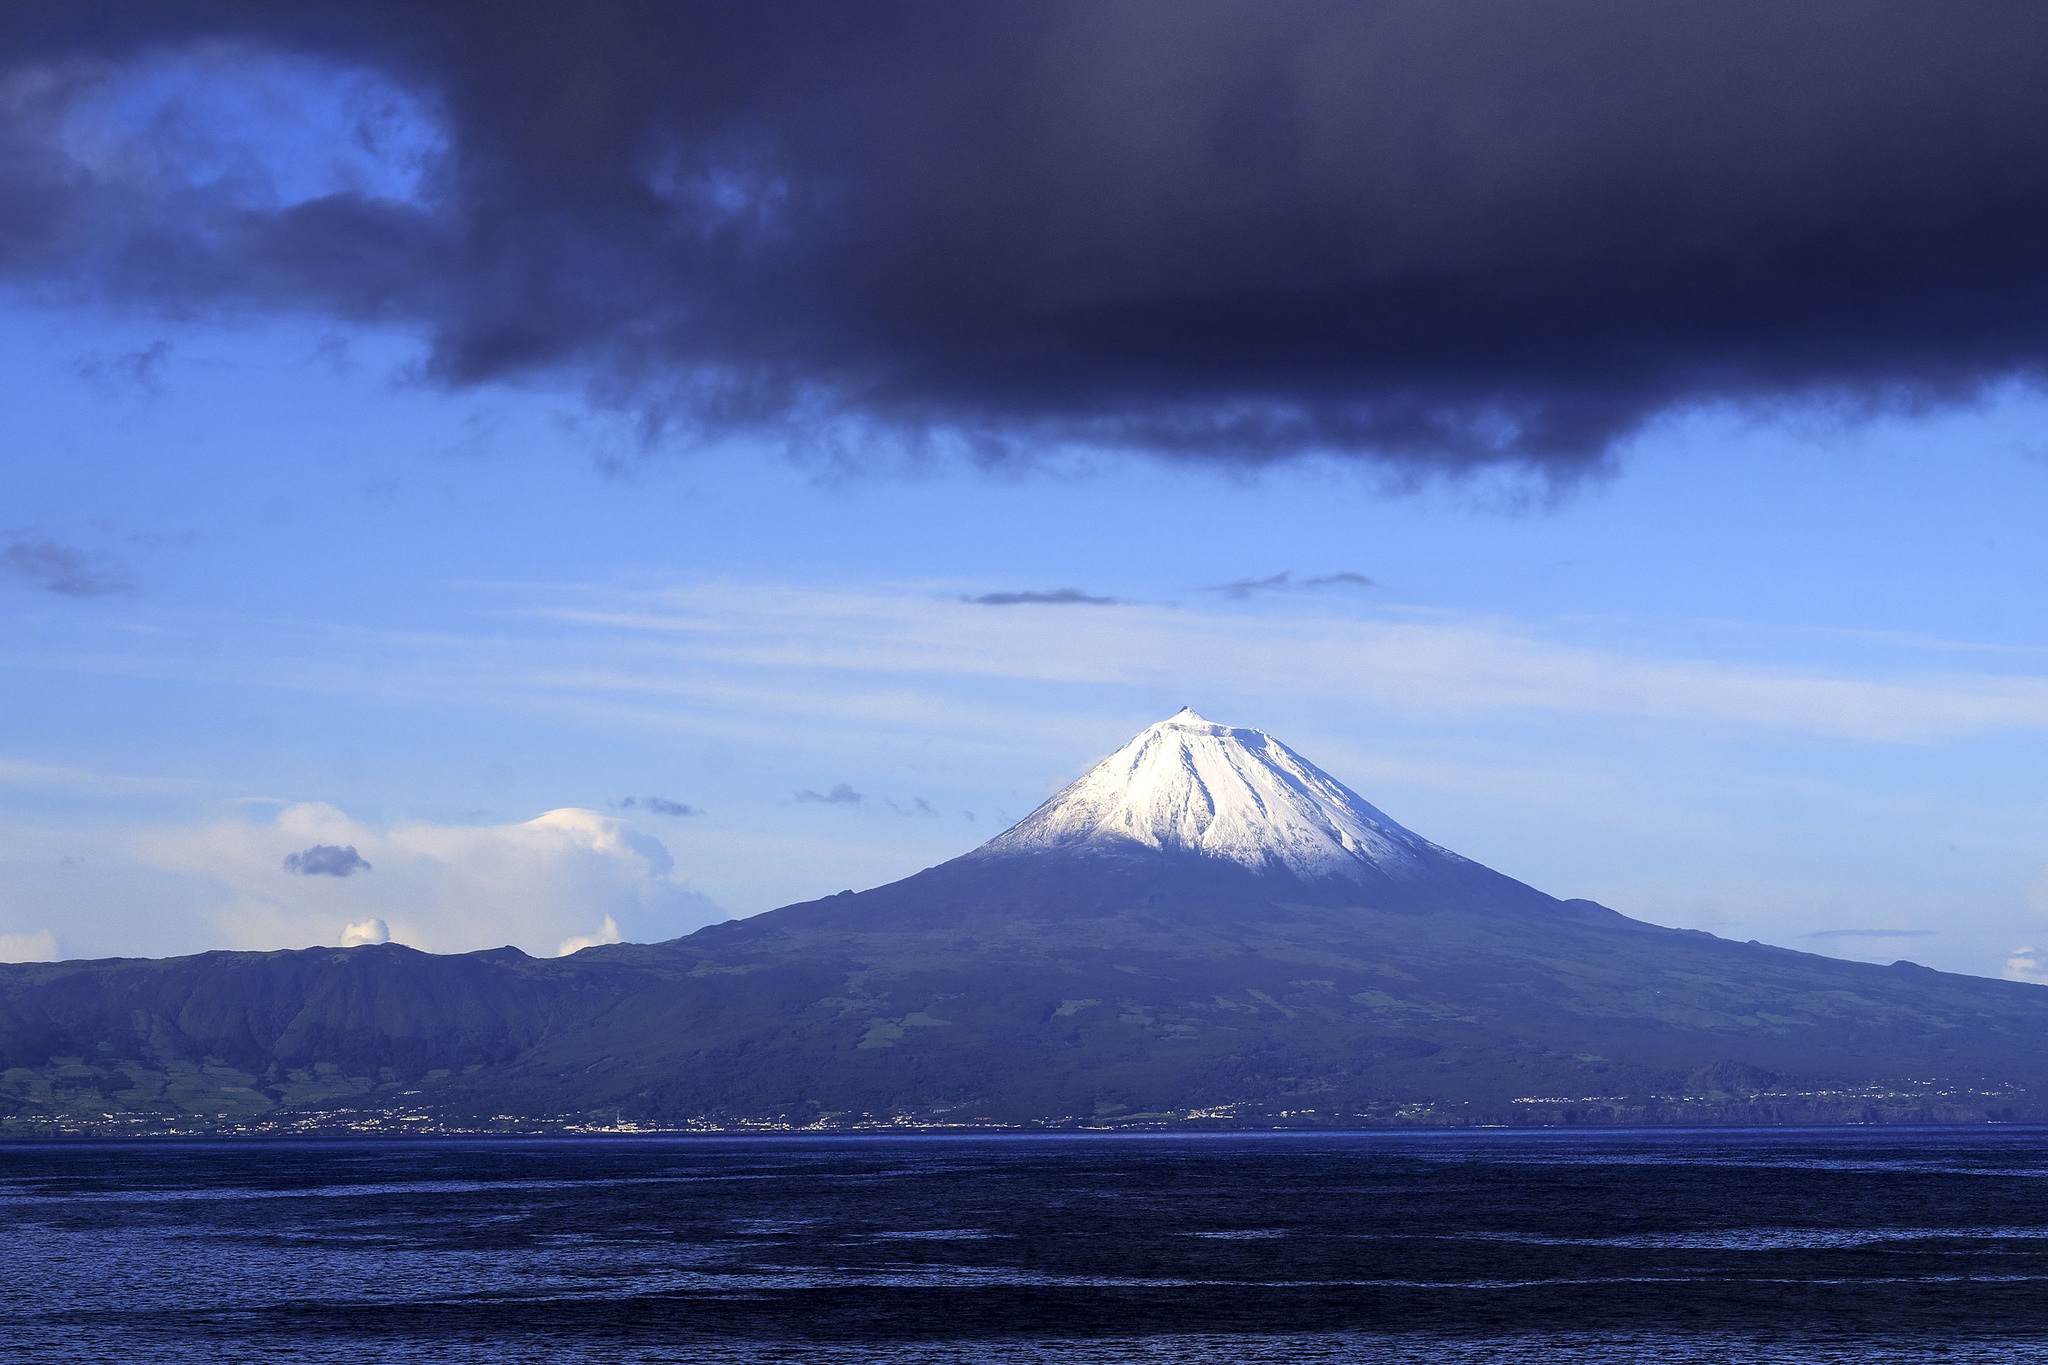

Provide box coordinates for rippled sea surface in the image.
[7,1128,2048,1362]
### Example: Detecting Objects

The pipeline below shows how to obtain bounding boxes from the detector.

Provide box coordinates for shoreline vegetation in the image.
[3,1078,2035,1140]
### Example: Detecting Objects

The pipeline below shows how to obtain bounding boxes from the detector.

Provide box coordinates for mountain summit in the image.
[975,708,1455,881]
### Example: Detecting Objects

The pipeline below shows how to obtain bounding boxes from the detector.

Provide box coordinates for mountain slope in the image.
[5,711,2048,1131]
[472,853,2048,1125]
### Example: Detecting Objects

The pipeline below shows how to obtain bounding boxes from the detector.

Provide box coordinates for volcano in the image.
[964,707,1556,912]
[6,711,2048,1131]
[981,707,1459,877]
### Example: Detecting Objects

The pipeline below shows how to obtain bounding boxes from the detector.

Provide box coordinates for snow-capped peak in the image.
[974,709,1454,880]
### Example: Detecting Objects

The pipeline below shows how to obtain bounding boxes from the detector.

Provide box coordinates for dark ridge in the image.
[4,833,2047,1132]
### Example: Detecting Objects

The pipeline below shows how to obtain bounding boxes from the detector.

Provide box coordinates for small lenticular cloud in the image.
[615,796,703,816]
[1202,571,1290,600]
[2006,946,2046,984]
[1,538,134,598]
[341,918,390,948]
[963,588,1117,606]
[285,843,371,877]
[793,784,862,805]
[642,796,700,817]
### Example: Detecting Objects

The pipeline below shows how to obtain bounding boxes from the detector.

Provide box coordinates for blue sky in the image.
[8,300,2048,978]
[8,14,2048,981]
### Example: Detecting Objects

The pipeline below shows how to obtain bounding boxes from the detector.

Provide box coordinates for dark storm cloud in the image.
[793,784,862,805]
[1,539,132,597]
[964,589,1118,606]
[12,4,2048,469]
[284,843,371,877]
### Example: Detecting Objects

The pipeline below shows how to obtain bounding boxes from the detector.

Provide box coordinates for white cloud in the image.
[557,914,622,956]
[128,804,725,957]
[0,757,199,794]
[340,917,389,947]
[23,578,2048,750]
[2005,945,2047,984]
[0,928,57,963]
[520,582,2048,744]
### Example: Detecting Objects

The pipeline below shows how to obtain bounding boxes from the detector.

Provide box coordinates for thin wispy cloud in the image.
[25,577,2048,748]
[1802,928,1935,940]
[71,340,172,394]
[793,784,863,805]
[962,589,1118,606]
[642,796,699,817]
[1205,572,1292,600]
[2,539,133,598]
[0,757,198,795]
[615,796,702,817]
[1205,570,1374,599]
[520,582,2048,744]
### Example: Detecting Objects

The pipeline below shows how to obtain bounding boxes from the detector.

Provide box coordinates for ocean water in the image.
[4,1129,2048,1363]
